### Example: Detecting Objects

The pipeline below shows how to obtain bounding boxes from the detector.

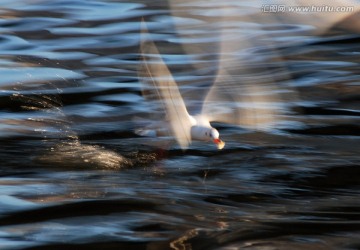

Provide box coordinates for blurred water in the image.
[0,0,359,249]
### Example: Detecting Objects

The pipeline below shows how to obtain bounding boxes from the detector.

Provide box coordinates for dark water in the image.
[1,1,360,249]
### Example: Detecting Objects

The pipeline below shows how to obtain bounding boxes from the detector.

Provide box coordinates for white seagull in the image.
[137,20,286,150]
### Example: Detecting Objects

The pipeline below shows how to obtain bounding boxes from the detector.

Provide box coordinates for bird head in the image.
[210,128,225,150]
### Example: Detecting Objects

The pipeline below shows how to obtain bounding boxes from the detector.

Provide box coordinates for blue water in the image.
[0,1,359,249]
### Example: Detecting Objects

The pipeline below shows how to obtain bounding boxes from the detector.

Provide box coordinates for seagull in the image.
[137,19,287,150]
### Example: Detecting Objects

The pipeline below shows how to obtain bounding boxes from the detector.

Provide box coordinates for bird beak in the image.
[213,138,225,150]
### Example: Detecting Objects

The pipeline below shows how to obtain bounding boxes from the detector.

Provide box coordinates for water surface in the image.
[0,1,359,249]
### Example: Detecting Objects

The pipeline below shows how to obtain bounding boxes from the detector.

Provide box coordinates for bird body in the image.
[135,110,225,149]
[190,115,224,149]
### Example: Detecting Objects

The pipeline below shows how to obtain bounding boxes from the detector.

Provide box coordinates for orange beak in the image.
[213,138,221,144]
[213,138,225,150]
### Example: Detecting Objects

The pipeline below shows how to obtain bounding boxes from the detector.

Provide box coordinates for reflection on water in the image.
[0,0,359,249]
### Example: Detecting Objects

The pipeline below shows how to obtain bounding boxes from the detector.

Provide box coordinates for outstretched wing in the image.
[198,6,292,130]
[201,40,291,130]
[139,20,193,149]
[201,75,285,130]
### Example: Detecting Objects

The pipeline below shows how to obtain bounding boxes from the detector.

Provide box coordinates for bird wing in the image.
[139,21,193,149]
[198,5,295,130]
[201,74,286,130]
